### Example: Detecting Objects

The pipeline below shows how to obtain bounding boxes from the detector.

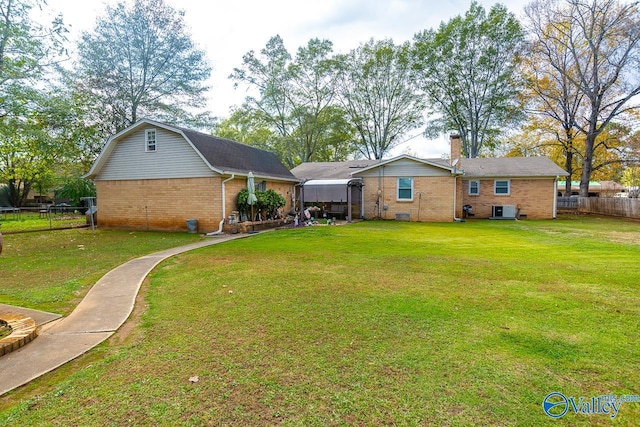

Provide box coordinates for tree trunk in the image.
[579,134,595,197]
[564,135,573,197]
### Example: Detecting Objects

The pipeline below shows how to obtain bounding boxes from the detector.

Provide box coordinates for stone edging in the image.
[0,313,38,356]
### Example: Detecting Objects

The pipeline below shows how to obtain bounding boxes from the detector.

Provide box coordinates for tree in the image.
[214,106,275,152]
[0,0,67,116]
[412,2,525,158]
[335,38,424,160]
[621,167,640,197]
[231,36,354,167]
[521,8,586,195]
[506,119,630,185]
[72,0,212,136]
[525,0,640,196]
[0,0,68,206]
[0,92,72,206]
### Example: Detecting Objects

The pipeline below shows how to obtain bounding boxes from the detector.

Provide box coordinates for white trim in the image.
[494,179,511,195]
[145,128,157,152]
[397,177,414,201]
[468,180,480,195]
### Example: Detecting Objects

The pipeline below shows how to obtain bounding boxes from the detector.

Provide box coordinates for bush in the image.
[237,188,286,220]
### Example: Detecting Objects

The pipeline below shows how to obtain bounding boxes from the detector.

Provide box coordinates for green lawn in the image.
[0,211,87,233]
[0,228,202,315]
[1,215,639,425]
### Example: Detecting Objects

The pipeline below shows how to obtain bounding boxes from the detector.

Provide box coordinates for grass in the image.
[0,211,87,233]
[0,215,639,425]
[0,228,203,315]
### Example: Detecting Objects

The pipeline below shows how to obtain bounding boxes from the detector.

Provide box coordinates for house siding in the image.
[356,159,452,178]
[362,176,456,222]
[97,127,213,180]
[462,178,557,219]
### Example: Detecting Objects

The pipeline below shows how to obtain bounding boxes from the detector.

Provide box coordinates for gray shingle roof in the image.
[291,157,452,180]
[291,159,382,180]
[292,156,568,181]
[458,157,568,178]
[179,128,296,180]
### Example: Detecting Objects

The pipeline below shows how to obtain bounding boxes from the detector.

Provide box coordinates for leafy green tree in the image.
[214,107,276,153]
[0,88,87,206]
[336,39,424,159]
[54,175,96,207]
[231,36,355,167]
[0,0,67,115]
[412,2,525,158]
[71,0,212,136]
[0,0,69,206]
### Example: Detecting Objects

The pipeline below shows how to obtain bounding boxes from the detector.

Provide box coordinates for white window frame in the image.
[494,179,510,195]
[145,129,157,152]
[468,180,480,196]
[397,177,414,201]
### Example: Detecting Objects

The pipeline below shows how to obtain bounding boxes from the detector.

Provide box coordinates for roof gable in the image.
[351,155,458,176]
[86,119,297,181]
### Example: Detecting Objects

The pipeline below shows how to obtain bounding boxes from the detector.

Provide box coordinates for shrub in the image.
[237,188,286,220]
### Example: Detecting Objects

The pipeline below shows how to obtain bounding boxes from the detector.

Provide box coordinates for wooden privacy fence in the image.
[557,197,578,210]
[577,197,640,219]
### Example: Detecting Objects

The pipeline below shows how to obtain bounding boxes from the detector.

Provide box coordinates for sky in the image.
[40,0,530,158]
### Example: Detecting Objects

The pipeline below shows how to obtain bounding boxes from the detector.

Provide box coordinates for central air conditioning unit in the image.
[492,205,517,218]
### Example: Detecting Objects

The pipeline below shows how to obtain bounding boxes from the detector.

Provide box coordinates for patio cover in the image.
[302,179,361,202]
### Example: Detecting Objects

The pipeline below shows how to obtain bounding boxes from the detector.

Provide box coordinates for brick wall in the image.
[96,177,222,232]
[362,176,456,222]
[462,178,557,219]
[96,176,296,232]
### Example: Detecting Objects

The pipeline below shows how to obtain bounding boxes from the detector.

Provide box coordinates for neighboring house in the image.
[292,136,568,221]
[557,180,625,197]
[85,119,299,232]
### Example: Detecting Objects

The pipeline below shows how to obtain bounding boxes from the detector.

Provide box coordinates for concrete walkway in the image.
[0,233,249,396]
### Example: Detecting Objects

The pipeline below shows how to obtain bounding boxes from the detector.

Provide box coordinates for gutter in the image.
[207,173,235,236]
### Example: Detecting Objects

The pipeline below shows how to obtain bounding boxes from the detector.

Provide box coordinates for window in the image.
[397,177,413,201]
[494,180,510,195]
[145,129,157,152]
[257,181,267,191]
[468,180,480,195]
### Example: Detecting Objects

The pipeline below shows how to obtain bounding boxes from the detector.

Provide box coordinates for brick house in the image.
[85,119,299,232]
[292,136,568,221]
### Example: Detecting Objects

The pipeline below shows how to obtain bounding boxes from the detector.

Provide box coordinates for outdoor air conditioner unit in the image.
[492,205,516,218]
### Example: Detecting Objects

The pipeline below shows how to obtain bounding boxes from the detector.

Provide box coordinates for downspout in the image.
[553,176,559,219]
[347,181,352,222]
[453,171,462,222]
[207,173,235,236]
